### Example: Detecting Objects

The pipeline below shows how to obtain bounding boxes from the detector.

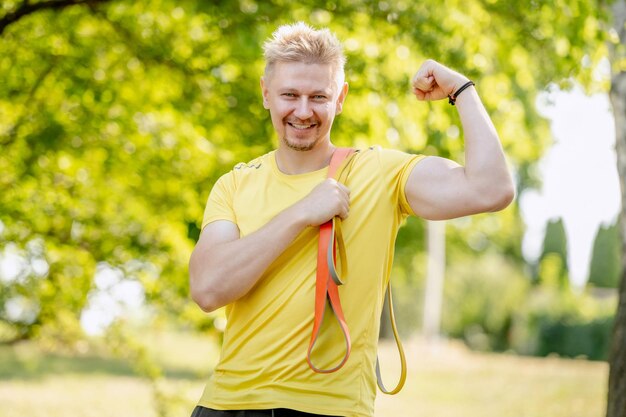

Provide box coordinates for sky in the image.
[520,85,620,287]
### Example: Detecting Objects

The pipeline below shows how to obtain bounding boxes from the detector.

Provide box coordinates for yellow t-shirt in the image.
[198,146,425,417]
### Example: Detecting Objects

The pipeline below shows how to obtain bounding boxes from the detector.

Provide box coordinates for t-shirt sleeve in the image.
[377,148,426,217]
[201,171,237,230]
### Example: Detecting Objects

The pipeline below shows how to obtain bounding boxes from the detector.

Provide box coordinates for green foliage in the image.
[105,322,195,417]
[442,251,616,360]
[536,316,613,361]
[481,0,611,93]
[386,216,427,337]
[537,218,569,288]
[0,0,610,357]
[510,287,617,360]
[540,218,569,269]
[0,0,547,344]
[588,220,622,288]
[442,252,530,351]
[538,253,570,290]
[0,1,619,416]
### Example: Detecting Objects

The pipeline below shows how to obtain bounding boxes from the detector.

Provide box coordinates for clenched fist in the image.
[411,59,470,102]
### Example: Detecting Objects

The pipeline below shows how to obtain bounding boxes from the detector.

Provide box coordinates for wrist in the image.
[451,76,471,94]
[448,80,475,105]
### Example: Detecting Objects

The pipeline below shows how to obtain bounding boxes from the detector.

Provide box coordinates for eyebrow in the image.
[279,88,332,95]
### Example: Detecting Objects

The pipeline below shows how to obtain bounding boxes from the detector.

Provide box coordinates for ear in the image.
[260,77,270,109]
[335,82,349,115]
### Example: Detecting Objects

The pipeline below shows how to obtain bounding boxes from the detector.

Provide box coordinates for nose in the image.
[293,97,313,120]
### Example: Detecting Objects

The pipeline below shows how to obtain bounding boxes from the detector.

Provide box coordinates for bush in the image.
[536,317,613,360]
[441,252,616,360]
[510,287,617,360]
[442,252,529,351]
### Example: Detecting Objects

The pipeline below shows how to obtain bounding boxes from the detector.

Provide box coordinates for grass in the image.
[0,333,608,417]
[375,339,607,417]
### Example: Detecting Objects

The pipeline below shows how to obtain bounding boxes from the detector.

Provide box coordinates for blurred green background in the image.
[0,0,620,416]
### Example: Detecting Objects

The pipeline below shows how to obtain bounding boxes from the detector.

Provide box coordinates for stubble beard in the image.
[281,132,321,152]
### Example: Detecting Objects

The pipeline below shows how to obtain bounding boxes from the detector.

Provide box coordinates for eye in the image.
[281,93,296,98]
[313,95,327,100]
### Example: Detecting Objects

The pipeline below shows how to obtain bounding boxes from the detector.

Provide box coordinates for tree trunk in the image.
[422,220,446,340]
[607,2,626,416]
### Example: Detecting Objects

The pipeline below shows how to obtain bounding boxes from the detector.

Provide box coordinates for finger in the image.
[338,183,350,195]
[412,75,435,92]
[340,187,351,205]
[338,205,349,220]
[413,88,426,101]
[410,72,419,87]
[416,62,432,78]
[333,183,347,199]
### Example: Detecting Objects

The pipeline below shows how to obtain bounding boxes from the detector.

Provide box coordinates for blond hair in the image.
[263,22,346,87]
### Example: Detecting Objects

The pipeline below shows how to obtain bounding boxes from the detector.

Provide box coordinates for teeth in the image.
[290,123,314,130]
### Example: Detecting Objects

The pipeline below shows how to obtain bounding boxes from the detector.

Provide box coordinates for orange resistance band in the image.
[306,147,354,374]
[305,147,407,395]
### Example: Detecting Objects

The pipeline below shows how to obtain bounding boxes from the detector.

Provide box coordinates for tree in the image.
[0,0,541,345]
[588,221,622,289]
[540,218,568,267]
[473,2,626,413]
[2,0,623,415]
[607,2,626,415]
[538,217,569,288]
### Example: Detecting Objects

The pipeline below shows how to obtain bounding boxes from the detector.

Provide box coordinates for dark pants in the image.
[190,406,341,417]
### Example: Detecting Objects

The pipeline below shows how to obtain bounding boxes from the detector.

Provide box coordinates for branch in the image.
[92,8,207,80]
[1,60,56,147]
[0,0,110,36]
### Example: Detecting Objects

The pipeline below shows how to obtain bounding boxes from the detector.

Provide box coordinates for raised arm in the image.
[405,59,515,220]
[189,178,350,312]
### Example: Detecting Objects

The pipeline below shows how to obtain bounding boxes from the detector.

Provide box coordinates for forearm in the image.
[455,86,515,206]
[190,208,307,312]
[408,60,515,218]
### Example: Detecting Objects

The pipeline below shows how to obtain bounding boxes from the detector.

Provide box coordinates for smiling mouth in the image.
[288,122,317,130]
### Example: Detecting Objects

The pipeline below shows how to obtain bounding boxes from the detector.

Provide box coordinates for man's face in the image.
[261,61,348,152]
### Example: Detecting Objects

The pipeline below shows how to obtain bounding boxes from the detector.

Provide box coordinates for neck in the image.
[275,141,336,175]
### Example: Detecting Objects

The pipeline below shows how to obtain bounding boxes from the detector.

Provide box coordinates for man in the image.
[189,22,514,417]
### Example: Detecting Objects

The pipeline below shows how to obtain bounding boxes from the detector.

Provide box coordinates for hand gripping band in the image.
[306,147,407,395]
[307,147,354,373]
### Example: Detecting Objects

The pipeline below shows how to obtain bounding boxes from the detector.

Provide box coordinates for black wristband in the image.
[448,81,475,105]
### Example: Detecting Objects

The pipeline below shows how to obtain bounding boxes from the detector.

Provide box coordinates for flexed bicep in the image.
[404,156,501,220]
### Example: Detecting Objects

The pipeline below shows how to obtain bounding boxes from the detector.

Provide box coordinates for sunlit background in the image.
[0,1,623,417]
[0,83,617,331]
[523,73,619,288]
